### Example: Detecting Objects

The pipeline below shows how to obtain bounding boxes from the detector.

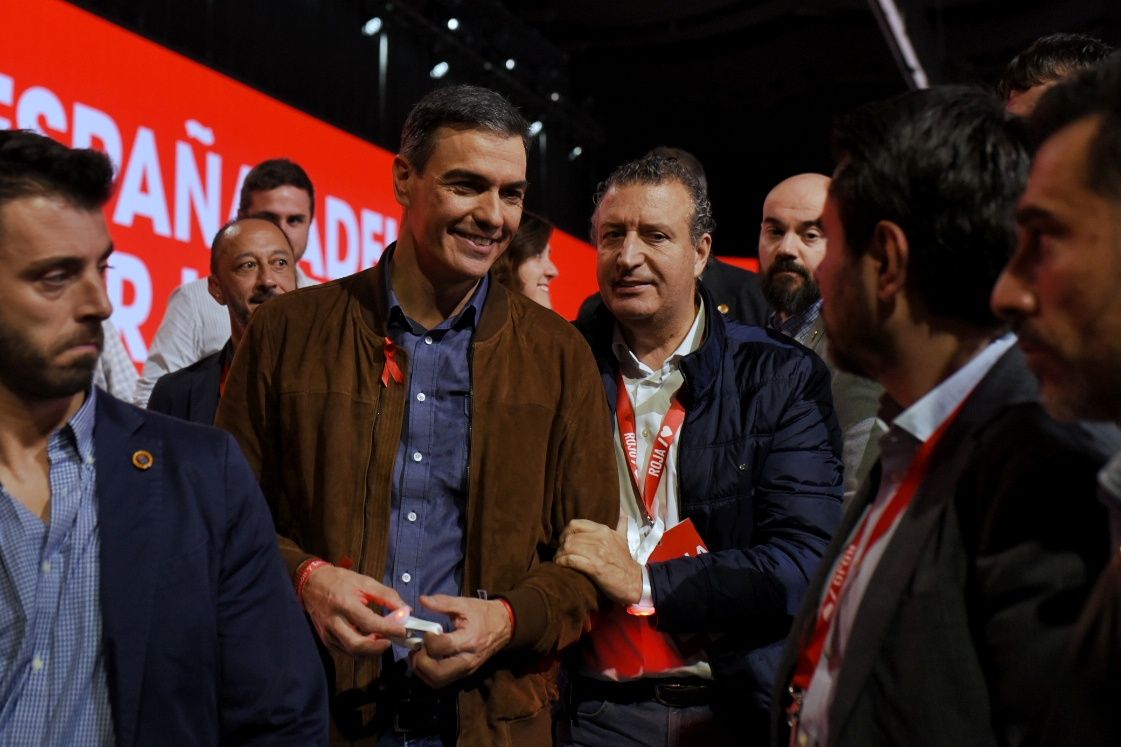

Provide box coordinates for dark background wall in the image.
[69,0,1121,256]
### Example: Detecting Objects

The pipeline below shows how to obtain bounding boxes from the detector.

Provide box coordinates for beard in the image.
[763,257,822,318]
[0,316,102,400]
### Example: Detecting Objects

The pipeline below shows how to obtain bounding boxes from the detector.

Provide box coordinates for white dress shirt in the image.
[599,302,712,680]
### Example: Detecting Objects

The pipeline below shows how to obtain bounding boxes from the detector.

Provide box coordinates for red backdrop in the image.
[1,1,757,358]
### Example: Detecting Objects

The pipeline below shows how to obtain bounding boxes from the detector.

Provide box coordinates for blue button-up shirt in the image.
[0,389,114,745]
[383,251,485,651]
[768,298,823,347]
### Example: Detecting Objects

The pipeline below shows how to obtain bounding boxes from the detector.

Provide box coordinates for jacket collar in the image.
[95,394,161,747]
[356,242,511,342]
[580,283,728,413]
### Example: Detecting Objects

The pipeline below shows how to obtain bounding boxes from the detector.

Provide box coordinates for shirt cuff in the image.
[626,565,656,616]
[639,564,654,607]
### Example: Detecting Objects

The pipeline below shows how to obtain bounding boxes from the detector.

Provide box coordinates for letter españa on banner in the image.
[0,0,606,369]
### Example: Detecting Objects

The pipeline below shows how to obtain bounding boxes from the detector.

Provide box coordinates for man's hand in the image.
[410,595,513,689]
[555,517,642,605]
[301,565,408,657]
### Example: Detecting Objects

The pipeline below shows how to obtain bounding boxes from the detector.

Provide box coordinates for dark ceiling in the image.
[72,0,1121,256]
[506,0,1121,255]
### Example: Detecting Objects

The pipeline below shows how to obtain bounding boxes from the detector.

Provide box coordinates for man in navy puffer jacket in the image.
[555,154,844,746]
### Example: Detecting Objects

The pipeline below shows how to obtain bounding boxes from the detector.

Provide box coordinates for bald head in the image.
[758,173,830,321]
[208,217,297,347]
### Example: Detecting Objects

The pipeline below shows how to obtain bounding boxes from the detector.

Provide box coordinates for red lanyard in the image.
[615,373,686,526]
[790,397,970,697]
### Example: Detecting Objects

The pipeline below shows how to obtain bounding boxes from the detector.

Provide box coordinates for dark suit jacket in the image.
[771,346,1119,747]
[147,340,232,425]
[95,392,327,745]
[1035,551,1121,746]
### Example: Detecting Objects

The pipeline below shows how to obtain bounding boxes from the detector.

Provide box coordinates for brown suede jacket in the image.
[215,258,617,745]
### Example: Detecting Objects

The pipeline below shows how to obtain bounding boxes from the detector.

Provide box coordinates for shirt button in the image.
[412,451,423,462]
[424,336,433,345]
[31,656,44,672]
[41,561,51,574]
[416,392,426,402]
[407,511,417,522]
[641,428,651,438]
[401,572,412,583]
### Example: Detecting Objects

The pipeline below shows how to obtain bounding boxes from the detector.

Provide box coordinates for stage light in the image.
[528,120,543,137]
[447,18,460,31]
[430,61,450,79]
[567,146,583,160]
[549,92,561,102]
[361,17,383,36]
[504,58,516,71]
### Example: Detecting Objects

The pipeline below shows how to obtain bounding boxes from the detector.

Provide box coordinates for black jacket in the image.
[578,287,844,729]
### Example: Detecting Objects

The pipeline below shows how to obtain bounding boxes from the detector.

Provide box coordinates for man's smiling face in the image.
[394,125,527,287]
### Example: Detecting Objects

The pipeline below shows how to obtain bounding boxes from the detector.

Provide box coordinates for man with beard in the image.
[758,173,883,501]
[148,217,297,424]
[991,55,1121,745]
[0,130,327,743]
[771,87,1118,747]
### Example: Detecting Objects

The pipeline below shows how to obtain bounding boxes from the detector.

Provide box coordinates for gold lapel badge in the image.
[131,450,154,470]
[717,303,730,315]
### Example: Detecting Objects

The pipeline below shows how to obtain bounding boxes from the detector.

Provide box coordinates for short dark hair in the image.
[997,33,1114,100]
[491,211,553,290]
[209,215,292,275]
[829,86,1030,329]
[591,154,715,245]
[237,158,315,218]
[399,85,529,174]
[0,130,114,231]
[1029,53,1121,202]
[645,146,708,193]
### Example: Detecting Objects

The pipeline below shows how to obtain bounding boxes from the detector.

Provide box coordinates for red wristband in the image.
[295,558,331,603]
[497,597,516,641]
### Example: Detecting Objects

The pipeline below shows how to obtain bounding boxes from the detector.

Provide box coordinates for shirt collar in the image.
[768,298,823,341]
[67,387,97,465]
[1099,449,1121,503]
[611,300,706,380]
[383,245,489,333]
[891,332,1017,444]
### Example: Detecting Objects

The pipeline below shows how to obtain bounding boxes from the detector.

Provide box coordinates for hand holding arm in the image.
[555,517,642,606]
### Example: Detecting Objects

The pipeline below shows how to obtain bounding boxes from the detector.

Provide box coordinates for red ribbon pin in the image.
[381,337,404,387]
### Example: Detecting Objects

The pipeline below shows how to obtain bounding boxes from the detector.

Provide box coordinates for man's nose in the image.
[990,262,1036,320]
[474,190,503,230]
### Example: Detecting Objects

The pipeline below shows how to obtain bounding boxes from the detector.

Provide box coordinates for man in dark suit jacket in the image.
[772,88,1118,746]
[991,56,1121,746]
[149,217,298,424]
[0,130,327,744]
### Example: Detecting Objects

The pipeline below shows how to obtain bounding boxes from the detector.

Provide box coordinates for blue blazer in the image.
[147,342,230,425]
[94,392,328,745]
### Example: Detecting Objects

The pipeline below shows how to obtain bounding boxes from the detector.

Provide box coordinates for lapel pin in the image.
[131,450,154,470]
[717,303,730,315]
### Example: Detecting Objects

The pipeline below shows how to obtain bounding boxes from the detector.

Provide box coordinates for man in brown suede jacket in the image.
[216,86,617,745]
